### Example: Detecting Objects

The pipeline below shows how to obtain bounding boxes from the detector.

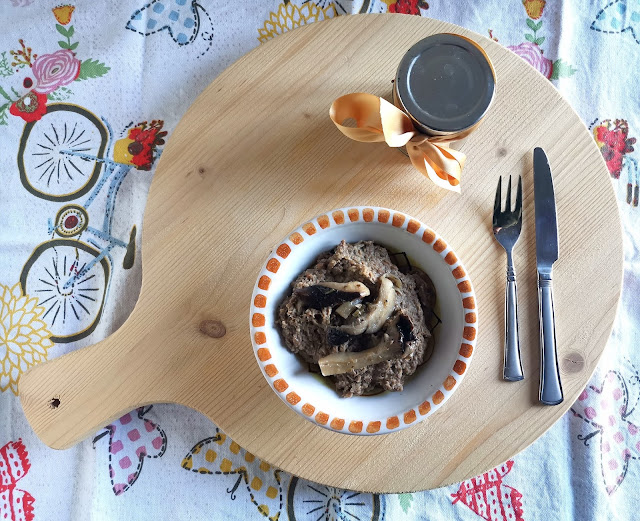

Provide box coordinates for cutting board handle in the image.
[18,320,172,449]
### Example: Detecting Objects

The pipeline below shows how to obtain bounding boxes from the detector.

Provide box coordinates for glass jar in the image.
[393,33,496,148]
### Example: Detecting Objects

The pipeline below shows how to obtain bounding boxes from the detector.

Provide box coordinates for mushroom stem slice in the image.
[318,335,402,376]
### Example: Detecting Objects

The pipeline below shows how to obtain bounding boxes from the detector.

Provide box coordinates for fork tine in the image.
[494,176,502,217]
[505,175,512,212]
[516,175,523,218]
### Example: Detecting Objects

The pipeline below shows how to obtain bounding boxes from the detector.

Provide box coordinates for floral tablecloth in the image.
[1,0,639,520]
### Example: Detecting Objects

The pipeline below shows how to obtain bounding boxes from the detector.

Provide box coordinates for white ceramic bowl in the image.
[250,207,477,435]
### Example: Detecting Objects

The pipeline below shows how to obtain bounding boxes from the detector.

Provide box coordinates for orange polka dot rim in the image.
[250,207,477,435]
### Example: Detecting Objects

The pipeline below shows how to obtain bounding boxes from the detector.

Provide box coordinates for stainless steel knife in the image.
[533,147,564,405]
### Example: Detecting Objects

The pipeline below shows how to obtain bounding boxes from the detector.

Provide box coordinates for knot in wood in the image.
[199,320,226,338]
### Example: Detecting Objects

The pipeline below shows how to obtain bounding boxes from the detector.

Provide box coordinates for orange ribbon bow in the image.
[329,93,467,192]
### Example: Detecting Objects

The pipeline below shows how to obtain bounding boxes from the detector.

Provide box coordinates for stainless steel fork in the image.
[493,175,524,381]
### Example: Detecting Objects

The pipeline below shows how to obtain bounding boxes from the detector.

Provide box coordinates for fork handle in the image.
[538,273,564,405]
[503,264,524,381]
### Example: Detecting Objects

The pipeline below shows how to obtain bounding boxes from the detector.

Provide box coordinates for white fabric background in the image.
[0,0,639,519]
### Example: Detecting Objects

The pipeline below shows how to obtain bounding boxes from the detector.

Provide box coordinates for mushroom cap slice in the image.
[338,275,396,336]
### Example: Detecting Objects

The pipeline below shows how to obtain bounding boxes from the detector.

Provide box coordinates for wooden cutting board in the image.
[18,14,623,493]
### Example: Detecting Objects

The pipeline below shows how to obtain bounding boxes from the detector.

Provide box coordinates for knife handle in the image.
[503,262,524,381]
[538,273,563,405]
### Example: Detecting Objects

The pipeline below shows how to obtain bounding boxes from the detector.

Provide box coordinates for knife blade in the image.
[534,148,558,273]
[533,147,563,405]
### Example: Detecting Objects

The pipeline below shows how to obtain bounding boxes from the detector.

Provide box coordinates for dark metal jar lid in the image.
[394,33,495,135]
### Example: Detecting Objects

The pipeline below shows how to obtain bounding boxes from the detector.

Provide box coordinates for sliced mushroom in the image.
[386,275,403,289]
[396,314,416,345]
[335,299,362,319]
[318,334,402,376]
[338,275,396,336]
[327,327,351,346]
[294,281,370,309]
[318,281,370,297]
[388,312,417,358]
[329,282,369,319]
[320,312,419,375]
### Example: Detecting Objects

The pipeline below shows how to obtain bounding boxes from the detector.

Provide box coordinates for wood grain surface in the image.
[18,14,623,493]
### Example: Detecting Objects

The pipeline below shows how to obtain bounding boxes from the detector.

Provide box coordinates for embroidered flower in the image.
[9,91,47,122]
[32,50,80,94]
[0,283,53,394]
[52,4,75,25]
[113,120,167,170]
[593,119,636,178]
[507,42,552,78]
[523,0,546,20]
[389,0,425,15]
[258,2,336,43]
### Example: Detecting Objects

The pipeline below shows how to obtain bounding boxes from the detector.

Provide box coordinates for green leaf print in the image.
[0,53,12,78]
[69,42,79,51]
[525,33,535,42]
[550,59,577,80]
[0,103,8,126]
[47,87,73,101]
[0,86,11,102]
[67,25,75,38]
[398,493,414,513]
[58,40,70,49]
[56,23,70,37]
[76,59,110,80]
[535,36,546,45]
[526,18,543,31]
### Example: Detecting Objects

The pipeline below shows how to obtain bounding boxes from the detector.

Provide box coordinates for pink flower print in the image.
[32,50,81,94]
[507,42,553,79]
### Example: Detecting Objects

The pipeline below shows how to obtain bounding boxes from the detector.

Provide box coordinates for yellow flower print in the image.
[258,2,336,43]
[523,0,545,20]
[113,137,136,166]
[52,4,75,25]
[0,283,53,395]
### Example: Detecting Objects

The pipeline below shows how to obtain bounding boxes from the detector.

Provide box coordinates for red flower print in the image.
[593,119,636,179]
[127,120,167,170]
[9,92,47,123]
[113,120,167,170]
[389,0,425,15]
[0,439,34,521]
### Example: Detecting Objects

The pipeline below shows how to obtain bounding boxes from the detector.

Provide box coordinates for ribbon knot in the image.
[329,92,468,192]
